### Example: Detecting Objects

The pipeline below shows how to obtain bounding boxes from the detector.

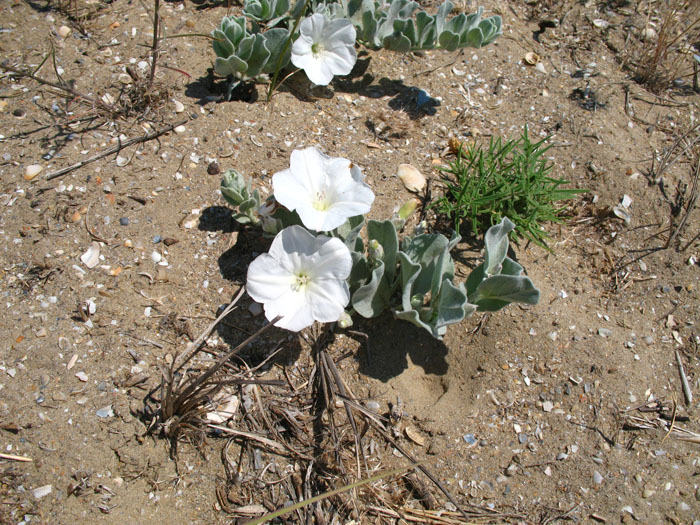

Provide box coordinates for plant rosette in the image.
[272,147,374,232]
[291,13,357,86]
[246,225,353,331]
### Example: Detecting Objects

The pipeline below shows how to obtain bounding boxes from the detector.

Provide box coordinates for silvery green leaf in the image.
[367,220,398,281]
[484,217,515,277]
[348,251,371,292]
[244,0,289,24]
[242,34,272,78]
[352,260,393,317]
[470,274,540,312]
[335,215,365,252]
[212,29,235,58]
[261,28,292,73]
[214,55,248,76]
[435,278,474,329]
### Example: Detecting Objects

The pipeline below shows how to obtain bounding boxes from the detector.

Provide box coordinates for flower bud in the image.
[397,199,420,220]
[337,311,353,329]
[368,239,384,262]
[410,293,425,309]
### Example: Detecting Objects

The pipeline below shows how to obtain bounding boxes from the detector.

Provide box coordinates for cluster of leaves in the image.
[319,0,501,52]
[343,215,537,338]
[432,128,586,250]
[211,0,501,85]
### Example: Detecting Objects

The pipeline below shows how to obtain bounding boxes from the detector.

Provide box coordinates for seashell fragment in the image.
[173,99,184,113]
[593,19,609,29]
[524,52,540,65]
[80,242,100,268]
[397,163,426,193]
[24,164,43,180]
[57,25,71,38]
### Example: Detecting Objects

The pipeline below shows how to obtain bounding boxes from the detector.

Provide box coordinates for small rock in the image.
[119,217,130,226]
[173,99,185,113]
[642,488,655,498]
[544,466,552,476]
[174,125,186,134]
[207,161,221,175]
[557,452,568,461]
[593,471,603,484]
[24,164,43,180]
[32,485,52,499]
[542,401,554,412]
[75,371,88,382]
[57,25,71,38]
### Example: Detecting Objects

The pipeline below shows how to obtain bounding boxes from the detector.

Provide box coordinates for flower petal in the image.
[307,280,349,322]
[246,254,294,303]
[263,286,315,331]
[319,46,356,77]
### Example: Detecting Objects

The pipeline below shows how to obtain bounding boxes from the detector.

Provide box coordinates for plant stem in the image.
[149,0,161,89]
[266,0,312,102]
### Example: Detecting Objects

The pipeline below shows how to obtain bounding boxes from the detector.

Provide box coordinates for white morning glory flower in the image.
[246,225,352,332]
[273,147,374,232]
[291,13,357,86]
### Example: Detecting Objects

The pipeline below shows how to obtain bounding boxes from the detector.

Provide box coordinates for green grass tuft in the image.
[431,127,586,250]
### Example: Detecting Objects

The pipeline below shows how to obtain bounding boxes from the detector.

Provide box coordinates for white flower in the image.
[246,225,352,331]
[273,147,374,231]
[291,13,357,86]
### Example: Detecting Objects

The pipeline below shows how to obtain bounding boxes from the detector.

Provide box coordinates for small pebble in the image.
[542,401,554,412]
[518,433,528,444]
[598,327,612,337]
[153,235,162,244]
[173,99,185,113]
[248,302,263,316]
[557,452,568,461]
[642,488,655,498]
[365,400,380,412]
[119,217,130,226]
[207,161,221,175]
[174,125,186,134]
[57,25,71,38]
[593,471,603,484]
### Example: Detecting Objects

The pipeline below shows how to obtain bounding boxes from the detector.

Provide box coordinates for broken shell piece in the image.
[524,52,540,65]
[206,390,240,424]
[397,163,426,193]
[24,164,43,180]
[102,93,115,105]
[80,242,100,268]
[592,19,609,29]
[57,25,71,38]
[405,426,425,446]
[452,66,466,76]
[612,206,631,225]
[173,99,184,113]
[116,155,128,167]
[174,125,186,134]
[535,62,547,74]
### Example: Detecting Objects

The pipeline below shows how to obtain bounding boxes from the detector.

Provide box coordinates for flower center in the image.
[311,42,324,57]
[292,272,311,292]
[312,190,331,211]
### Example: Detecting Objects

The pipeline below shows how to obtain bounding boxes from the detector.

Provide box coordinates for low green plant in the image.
[431,128,586,250]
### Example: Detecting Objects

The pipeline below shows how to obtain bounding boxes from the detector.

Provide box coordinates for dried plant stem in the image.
[172,287,246,373]
[42,117,189,181]
[149,0,161,89]
[676,350,694,405]
[0,62,116,114]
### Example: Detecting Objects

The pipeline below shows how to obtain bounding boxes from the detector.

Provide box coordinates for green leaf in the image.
[483,217,515,276]
[367,220,399,281]
[352,261,393,318]
[471,274,540,312]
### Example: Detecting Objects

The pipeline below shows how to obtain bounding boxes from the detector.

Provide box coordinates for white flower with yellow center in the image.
[291,13,357,86]
[273,147,374,232]
[246,225,353,332]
